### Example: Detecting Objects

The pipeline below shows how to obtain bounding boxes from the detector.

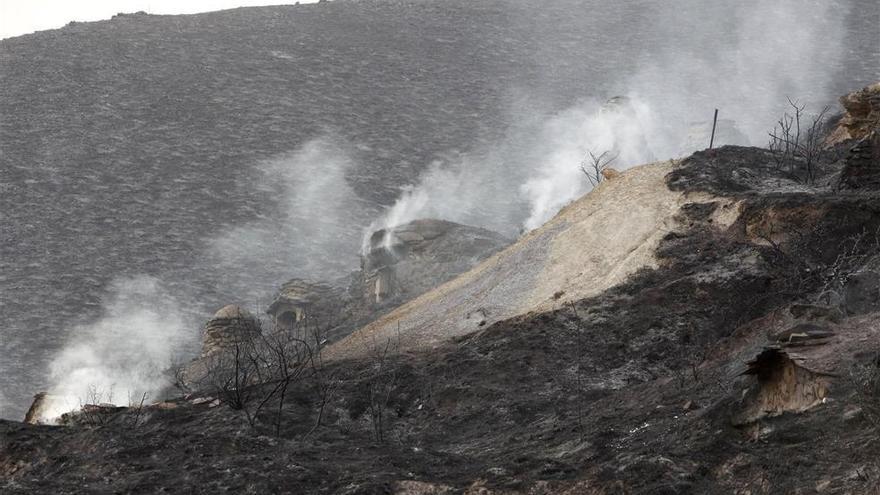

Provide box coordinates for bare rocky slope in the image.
[3,84,880,494]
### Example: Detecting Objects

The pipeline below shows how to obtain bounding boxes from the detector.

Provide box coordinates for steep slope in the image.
[329,161,739,358]
[4,132,880,493]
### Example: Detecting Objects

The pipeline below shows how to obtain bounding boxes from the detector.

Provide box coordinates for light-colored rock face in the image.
[733,349,829,426]
[827,82,880,145]
[329,160,740,359]
[213,304,253,320]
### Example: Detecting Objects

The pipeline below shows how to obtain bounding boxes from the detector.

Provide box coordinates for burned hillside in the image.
[3,83,880,494]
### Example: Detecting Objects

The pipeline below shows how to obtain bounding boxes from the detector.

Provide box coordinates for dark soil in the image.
[4,144,880,494]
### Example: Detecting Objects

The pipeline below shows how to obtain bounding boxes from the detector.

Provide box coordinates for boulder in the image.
[601,167,622,181]
[201,305,261,357]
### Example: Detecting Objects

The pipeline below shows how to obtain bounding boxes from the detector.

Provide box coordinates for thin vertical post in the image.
[709,108,719,149]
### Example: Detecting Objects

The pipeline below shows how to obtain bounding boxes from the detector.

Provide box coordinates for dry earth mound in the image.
[330,160,738,358]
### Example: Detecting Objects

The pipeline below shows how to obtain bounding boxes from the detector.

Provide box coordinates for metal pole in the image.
[709,108,719,149]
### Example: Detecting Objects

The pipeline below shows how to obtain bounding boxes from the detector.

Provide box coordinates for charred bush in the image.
[580,149,618,187]
[363,329,402,443]
[767,99,830,184]
[201,316,334,435]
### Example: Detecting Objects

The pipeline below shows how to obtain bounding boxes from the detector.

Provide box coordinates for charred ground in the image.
[4,127,880,493]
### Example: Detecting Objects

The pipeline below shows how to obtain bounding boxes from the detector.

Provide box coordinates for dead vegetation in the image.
[768,98,830,184]
[753,219,880,308]
[847,354,880,428]
[6,194,880,492]
[580,149,618,186]
[364,328,402,444]
[200,316,336,436]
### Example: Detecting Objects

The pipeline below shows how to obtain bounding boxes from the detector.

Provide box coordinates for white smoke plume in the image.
[363,148,528,245]
[38,138,377,421]
[43,276,191,421]
[520,95,657,230]
[368,94,659,237]
[369,0,851,237]
[208,137,379,300]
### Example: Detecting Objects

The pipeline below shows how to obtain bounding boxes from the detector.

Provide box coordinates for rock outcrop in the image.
[266,279,343,329]
[839,128,880,190]
[828,82,880,190]
[176,305,263,390]
[360,219,511,307]
[827,82,880,145]
[22,393,51,425]
[201,305,261,357]
[733,348,831,426]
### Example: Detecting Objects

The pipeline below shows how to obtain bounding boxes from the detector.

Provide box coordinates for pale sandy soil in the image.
[329,160,740,359]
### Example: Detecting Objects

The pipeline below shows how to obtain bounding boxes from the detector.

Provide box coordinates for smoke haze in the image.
[40,138,377,419]
[207,137,379,301]
[370,0,856,236]
[44,276,191,420]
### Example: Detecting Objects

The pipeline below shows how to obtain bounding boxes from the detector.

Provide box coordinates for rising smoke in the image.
[367,95,658,237]
[208,136,379,301]
[43,276,191,420]
[41,138,376,419]
[370,0,850,237]
[625,0,849,152]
